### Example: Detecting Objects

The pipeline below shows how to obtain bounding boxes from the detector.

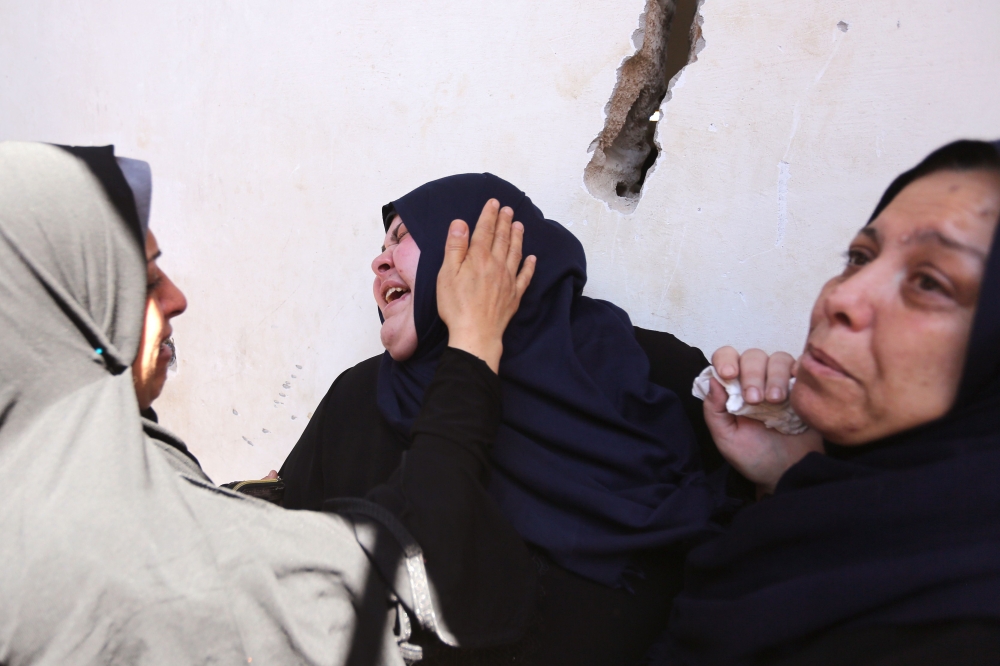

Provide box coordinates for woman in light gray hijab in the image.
[0,142,410,665]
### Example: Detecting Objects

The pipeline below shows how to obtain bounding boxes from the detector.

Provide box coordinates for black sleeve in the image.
[366,347,537,648]
[280,355,406,510]
[771,619,1000,666]
[633,327,755,506]
[633,327,722,472]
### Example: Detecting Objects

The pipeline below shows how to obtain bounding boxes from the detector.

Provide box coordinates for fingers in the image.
[711,346,740,380]
[514,255,537,298]
[736,348,769,404]
[505,221,525,276]
[712,347,794,404]
[764,352,796,403]
[491,206,515,260]
[441,219,470,277]
[469,199,500,254]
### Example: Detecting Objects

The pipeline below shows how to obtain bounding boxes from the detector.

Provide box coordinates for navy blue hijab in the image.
[668,140,1000,665]
[377,173,721,586]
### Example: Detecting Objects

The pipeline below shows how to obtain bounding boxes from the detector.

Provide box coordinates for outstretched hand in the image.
[437,199,536,373]
[705,346,824,495]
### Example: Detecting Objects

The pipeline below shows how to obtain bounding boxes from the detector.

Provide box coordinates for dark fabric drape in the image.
[667,140,1000,665]
[282,325,719,662]
[374,173,721,586]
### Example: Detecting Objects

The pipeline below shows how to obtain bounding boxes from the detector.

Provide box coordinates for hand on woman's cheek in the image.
[791,169,1000,444]
[436,200,536,373]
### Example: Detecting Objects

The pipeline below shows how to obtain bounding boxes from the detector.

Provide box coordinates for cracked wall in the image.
[584,0,704,213]
[1,0,997,481]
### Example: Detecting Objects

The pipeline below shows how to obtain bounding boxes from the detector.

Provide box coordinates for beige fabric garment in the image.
[0,142,402,666]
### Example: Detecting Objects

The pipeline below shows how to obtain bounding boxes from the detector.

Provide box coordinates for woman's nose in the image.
[161,273,188,320]
[371,248,394,276]
[823,266,882,332]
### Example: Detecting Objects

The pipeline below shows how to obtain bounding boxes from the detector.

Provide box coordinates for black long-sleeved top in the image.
[281,328,713,663]
[282,327,1000,665]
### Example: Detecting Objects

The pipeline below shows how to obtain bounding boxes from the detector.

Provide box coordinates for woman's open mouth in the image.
[160,337,176,367]
[383,285,410,305]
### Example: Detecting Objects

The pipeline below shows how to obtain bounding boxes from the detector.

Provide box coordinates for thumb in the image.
[441,219,469,278]
[703,377,738,438]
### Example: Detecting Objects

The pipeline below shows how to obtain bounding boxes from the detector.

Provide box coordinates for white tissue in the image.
[691,366,809,435]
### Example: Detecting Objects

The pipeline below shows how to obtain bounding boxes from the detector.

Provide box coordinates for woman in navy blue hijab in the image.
[282,173,726,662]
[664,140,1000,665]
[378,173,722,585]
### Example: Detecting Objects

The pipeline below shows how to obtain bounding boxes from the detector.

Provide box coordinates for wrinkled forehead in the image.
[867,169,1000,253]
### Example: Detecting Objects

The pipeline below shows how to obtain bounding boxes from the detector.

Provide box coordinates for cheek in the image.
[133,299,161,371]
[394,239,421,288]
[790,366,869,441]
[871,313,971,412]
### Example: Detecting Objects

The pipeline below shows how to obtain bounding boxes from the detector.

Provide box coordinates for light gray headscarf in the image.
[0,142,407,665]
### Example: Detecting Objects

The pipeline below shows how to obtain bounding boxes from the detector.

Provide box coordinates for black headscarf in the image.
[668,140,1000,665]
[377,173,723,586]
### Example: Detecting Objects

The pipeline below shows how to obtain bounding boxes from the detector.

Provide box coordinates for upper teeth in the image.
[385,287,407,302]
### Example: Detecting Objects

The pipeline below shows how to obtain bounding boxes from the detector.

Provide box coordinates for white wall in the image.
[2,0,997,482]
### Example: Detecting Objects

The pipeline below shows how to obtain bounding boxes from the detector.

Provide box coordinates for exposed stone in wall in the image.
[584,0,704,213]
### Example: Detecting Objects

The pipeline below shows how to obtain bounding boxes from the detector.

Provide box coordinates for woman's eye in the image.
[915,273,944,293]
[845,249,870,268]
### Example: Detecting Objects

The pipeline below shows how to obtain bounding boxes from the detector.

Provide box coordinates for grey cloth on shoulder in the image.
[0,142,419,665]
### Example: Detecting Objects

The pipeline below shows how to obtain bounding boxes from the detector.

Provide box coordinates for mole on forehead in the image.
[862,226,986,259]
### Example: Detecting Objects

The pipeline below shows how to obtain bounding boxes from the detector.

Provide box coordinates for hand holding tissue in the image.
[692,366,808,435]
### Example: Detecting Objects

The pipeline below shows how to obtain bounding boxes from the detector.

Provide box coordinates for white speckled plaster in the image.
[1,0,997,482]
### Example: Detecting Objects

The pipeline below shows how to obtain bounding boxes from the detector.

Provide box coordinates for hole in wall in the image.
[585,0,705,213]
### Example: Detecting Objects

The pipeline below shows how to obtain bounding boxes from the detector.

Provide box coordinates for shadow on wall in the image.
[585,0,705,214]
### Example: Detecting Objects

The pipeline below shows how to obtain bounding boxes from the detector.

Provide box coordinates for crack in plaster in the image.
[584,0,705,214]
[776,161,790,247]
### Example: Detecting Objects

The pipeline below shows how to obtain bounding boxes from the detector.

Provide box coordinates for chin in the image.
[381,334,417,362]
[380,320,418,362]
[790,381,867,445]
[386,344,417,362]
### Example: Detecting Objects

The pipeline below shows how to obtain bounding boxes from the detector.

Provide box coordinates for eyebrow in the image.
[381,223,403,253]
[859,226,986,260]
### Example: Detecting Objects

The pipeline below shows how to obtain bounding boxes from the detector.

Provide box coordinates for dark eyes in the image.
[844,248,872,268]
[843,247,949,296]
[914,273,945,293]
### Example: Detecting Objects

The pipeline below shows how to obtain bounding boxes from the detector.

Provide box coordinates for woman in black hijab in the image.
[281,174,727,663]
[663,139,1000,665]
